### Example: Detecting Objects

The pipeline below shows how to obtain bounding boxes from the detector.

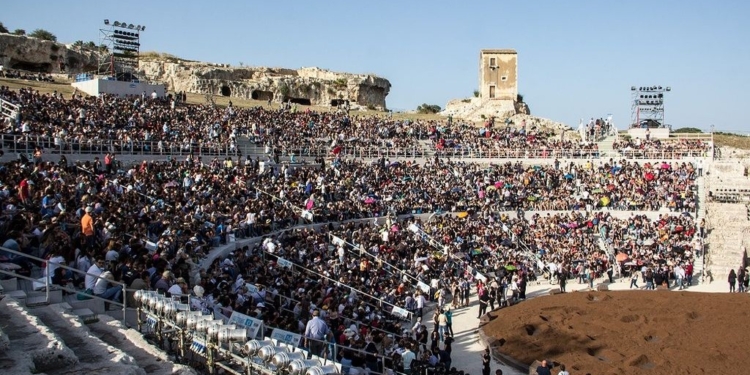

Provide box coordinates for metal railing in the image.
[0,245,128,324]
[0,98,19,121]
[0,132,715,161]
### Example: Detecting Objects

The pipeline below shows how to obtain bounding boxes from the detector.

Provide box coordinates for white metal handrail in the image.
[0,98,20,121]
[0,245,129,323]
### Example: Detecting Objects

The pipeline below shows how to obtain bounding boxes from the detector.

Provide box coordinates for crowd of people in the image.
[0,147,704,374]
[0,83,710,375]
[613,138,712,158]
[2,85,712,162]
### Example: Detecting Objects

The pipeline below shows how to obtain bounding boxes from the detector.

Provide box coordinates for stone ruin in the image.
[138,61,391,110]
[0,33,391,110]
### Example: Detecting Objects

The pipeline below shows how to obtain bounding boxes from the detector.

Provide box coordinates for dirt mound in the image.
[482,291,749,375]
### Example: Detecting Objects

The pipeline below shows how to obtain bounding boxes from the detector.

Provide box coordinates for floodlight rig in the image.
[630,85,671,128]
[98,19,146,78]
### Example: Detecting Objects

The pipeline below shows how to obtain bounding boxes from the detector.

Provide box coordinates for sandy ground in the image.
[443,275,733,375]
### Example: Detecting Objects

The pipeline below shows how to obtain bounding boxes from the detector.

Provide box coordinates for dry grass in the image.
[0,77,76,96]
[714,134,750,150]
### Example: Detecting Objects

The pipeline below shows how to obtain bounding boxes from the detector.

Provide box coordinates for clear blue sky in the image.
[4,0,749,132]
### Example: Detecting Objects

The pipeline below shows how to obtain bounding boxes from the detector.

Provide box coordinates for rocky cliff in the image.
[0,33,391,110]
[137,60,391,110]
[0,34,101,73]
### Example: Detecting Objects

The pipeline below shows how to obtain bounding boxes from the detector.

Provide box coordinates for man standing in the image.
[401,344,416,375]
[482,347,491,375]
[478,289,490,318]
[304,309,329,358]
[535,359,551,375]
[415,291,426,319]
[81,206,96,251]
[558,266,567,293]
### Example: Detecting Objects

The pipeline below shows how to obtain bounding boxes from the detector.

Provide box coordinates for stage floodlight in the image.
[141,26,145,31]
[119,21,126,27]
[658,93,663,98]
[658,86,662,90]
[113,21,120,27]
[666,87,671,91]
[631,86,636,91]
[128,24,135,29]
[104,19,110,25]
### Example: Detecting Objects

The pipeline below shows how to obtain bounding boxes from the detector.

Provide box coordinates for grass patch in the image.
[714,134,750,150]
[0,77,76,95]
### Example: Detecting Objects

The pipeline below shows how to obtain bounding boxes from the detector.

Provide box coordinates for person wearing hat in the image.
[81,206,95,250]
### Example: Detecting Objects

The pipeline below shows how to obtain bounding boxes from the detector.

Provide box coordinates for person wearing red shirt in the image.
[18,178,33,204]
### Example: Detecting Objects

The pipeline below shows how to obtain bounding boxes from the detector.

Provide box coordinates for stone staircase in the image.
[596,135,617,158]
[236,136,264,157]
[705,202,749,282]
[0,278,196,375]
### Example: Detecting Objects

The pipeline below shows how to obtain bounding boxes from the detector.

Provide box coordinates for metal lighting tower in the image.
[630,86,670,129]
[98,19,145,80]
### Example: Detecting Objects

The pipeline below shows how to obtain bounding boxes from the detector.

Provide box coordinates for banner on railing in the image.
[417,281,431,294]
[271,328,302,347]
[391,306,410,319]
[228,311,264,339]
[276,257,293,269]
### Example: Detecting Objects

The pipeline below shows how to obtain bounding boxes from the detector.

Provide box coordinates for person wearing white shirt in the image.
[85,260,104,291]
[93,271,122,305]
[168,277,187,296]
[45,253,66,279]
[401,345,416,375]
[415,292,426,318]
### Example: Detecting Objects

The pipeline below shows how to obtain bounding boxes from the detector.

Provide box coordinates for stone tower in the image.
[478,49,518,101]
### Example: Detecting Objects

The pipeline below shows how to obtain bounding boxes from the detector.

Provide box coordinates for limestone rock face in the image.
[138,61,391,109]
[0,34,101,73]
[441,97,571,135]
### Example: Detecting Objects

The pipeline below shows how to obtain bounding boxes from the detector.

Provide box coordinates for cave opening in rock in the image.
[220,85,231,97]
[330,99,350,107]
[283,97,312,106]
[9,60,52,73]
[251,90,274,101]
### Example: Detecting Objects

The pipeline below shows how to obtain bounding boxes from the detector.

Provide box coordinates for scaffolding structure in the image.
[630,86,670,128]
[97,19,145,80]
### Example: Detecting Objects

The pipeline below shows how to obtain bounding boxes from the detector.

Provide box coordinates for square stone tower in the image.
[479,49,518,101]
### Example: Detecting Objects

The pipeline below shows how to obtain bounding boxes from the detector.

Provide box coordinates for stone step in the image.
[86,314,197,375]
[0,298,78,374]
[27,304,146,375]
[71,308,99,324]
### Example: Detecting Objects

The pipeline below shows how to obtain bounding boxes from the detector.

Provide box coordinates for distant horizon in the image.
[3,1,748,133]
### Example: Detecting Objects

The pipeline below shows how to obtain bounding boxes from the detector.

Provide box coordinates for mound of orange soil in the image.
[481,290,749,375]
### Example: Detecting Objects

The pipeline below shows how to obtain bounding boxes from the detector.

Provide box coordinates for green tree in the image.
[12,29,25,36]
[99,44,109,52]
[72,40,84,47]
[416,103,441,114]
[473,90,479,97]
[84,41,96,49]
[29,28,56,41]
[673,127,702,134]
[0,22,9,33]
[516,93,524,103]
